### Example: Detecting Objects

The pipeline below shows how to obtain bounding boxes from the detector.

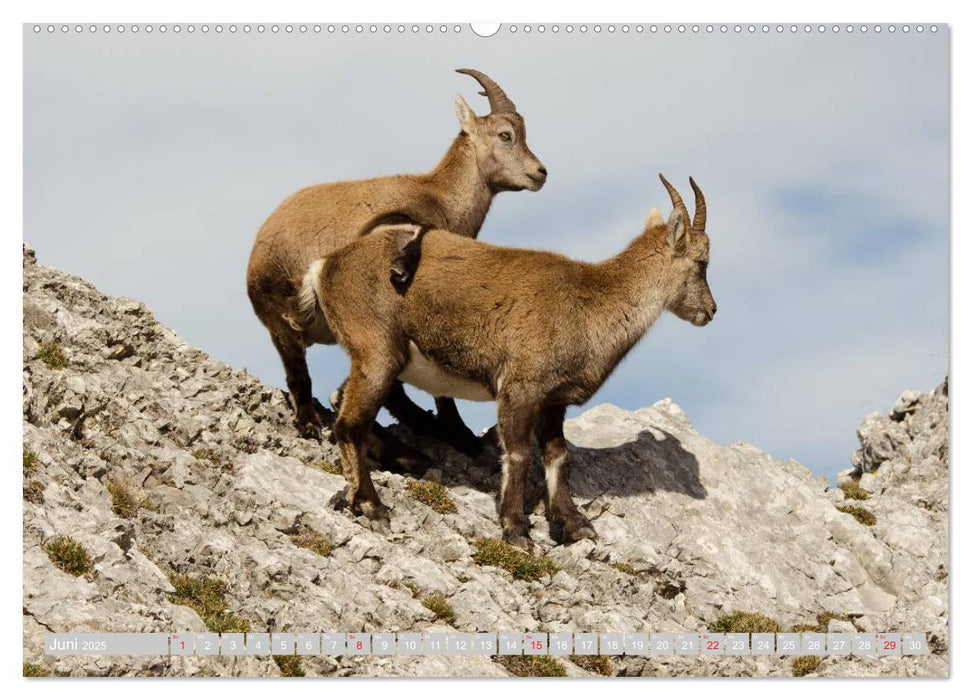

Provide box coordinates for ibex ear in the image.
[667,209,688,255]
[454,94,478,134]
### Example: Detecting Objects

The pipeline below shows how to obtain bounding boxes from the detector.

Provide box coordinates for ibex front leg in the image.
[496,392,540,550]
[537,405,596,543]
[333,356,400,531]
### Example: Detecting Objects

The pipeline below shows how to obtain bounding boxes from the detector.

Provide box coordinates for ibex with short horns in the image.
[303,175,716,548]
[247,69,546,462]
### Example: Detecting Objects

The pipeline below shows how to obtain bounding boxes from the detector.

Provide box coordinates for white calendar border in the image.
[4,0,961,696]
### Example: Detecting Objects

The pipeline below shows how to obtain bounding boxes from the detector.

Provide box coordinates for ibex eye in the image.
[498,132,512,142]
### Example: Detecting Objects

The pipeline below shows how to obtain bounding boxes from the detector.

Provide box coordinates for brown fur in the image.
[308,176,717,547]
[245,70,545,445]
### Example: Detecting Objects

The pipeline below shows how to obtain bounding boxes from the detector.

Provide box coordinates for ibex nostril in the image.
[537,166,547,176]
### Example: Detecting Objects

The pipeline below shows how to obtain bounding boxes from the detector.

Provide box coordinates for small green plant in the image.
[837,505,877,526]
[609,561,638,576]
[290,528,335,557]
[23,447,38,476]
[712,611,783,634]
[406,480,457,514]
[421,593,456,624]
[569,654,613,676]
[302,457,342,475]
[495,654,567,677]
[273,655,305,677]
[23,662,49,677]
[801,612,856,633]
[24,480,44,504]
[167,572,250,633]
[38,341,68,369]
[191,448,232,471]
[45,536,93,577]
[792,655,821,677]
[839,481,870,501]
[402,580,422,597]
[107,479,139,519]
[791,623,820,633]
[472,538,558,582]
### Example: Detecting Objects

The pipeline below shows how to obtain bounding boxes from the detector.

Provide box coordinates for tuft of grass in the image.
[402,580,422,597]
[38,341,68,369]
[23,447,38,476]
[273,655,305,677]
[23,662,50,677]
[304,458,342,475]
[569,654,613,676]
[166,572,251,633]
[712,611,783,634]
[406,480,457,514]
[472,538,558,582]
[421,593,456,624]
[24,480,44,504]
[290,528,335,557]
[839,481,870,501]
[609,561,638,576]
[798,612,856,633]
[191,448,232,471]
[45,536,92,577]
[837,505,877,526]
[107,479,139,518]
[495,655,567,677]
[792,655,821,677]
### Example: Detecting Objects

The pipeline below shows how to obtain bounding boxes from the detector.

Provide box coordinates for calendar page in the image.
[22,21,948,679]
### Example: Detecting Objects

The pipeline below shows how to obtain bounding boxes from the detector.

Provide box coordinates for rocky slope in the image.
[21,245,948,677]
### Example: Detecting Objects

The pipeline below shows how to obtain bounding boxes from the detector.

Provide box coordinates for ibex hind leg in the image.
[332,380,432,476]
[434,397,484,457]
[270,329,322,440]
[384,385,484,458]
[537,405,596,543]
[333,357,401,532]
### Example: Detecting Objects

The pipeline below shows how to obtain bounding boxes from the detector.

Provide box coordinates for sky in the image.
[23,25,948,481]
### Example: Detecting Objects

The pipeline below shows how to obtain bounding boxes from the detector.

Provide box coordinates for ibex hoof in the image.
[297,420,323,441]
[353,500,392,533]
[561,514,597,543]
[295,407,324,440]
[501,528,533,553]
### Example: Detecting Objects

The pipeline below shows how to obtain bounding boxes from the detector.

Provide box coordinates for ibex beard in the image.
[305,175,716,549]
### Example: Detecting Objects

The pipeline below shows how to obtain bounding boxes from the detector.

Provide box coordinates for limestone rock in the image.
[21,246,947,677]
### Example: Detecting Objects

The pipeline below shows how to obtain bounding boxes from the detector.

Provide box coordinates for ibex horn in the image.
[689,176,706,233]
[659,173,691,227]
[455,68,517,114]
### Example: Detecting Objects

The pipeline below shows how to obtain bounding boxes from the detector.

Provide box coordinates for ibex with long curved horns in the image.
[301,175,716,548]
[246,69,546,463]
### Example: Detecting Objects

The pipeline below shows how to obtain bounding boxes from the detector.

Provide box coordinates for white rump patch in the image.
[398,341,494,402]
[297,258,325,322]
[284,258,335,344]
